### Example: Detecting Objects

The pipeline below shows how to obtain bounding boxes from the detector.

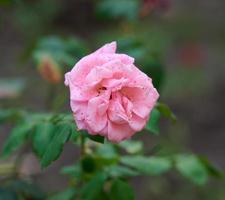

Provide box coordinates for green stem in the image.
[0,163,16,176]
[80,133,86,156]
[46,84,57,111]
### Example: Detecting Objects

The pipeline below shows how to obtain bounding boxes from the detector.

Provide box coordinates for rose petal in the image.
[108,93,128,124]
[70,86,97,101]
[70,100,87,119]
[94,41,117,54]
[108,121,135,142]
[86,96,108,133]
[132,103,150,119]
[129,114,147,131]
[85,66,112,86]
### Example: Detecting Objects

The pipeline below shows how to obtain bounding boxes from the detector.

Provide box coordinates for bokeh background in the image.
[0,0,225,199]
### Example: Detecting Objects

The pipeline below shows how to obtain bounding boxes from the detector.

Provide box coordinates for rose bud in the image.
[37,55,62,84]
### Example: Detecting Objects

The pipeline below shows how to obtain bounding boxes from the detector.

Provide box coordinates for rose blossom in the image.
[65,42,159,142]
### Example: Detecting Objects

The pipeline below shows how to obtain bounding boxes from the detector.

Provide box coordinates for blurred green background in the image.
[0,0,225,199]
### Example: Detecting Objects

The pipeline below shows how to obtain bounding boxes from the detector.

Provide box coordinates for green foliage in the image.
[32,122,55,158]
[33,36,89,68]
[48,188,76,200]
[0,180,45,200]
[119,140,143,154]
[110,179,135,200]
[0,107,223,200]
[13,0,61,37]
[96,143,117,159]
[156,103,177,123]
[198,157,224,179]
[81,172,107,200]
[145,103,177,135]
[106,165,139,177]
[96,0,140,21]
[0,111,74,166]
[117,37,147,61]
[9,180,45,200]
[0,109,25,124]
[1,122,34,158]
[40,122,72,168]
[175,154,209,185]
[120,156,172,175]
[81,155,96,173]
[81,131,105,144]
[141,59,165,90]
[146,108,161,135]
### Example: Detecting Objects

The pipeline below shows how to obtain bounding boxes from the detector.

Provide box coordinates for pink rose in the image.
[65,42,159,142]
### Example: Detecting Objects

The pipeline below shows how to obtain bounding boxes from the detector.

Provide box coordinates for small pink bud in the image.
[38,55,62,84]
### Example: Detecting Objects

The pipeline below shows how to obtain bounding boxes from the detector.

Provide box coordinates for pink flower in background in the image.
[65,42,159,142]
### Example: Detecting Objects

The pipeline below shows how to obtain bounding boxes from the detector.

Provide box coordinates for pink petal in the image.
[94,41,117,54]
[102,77,129,91]
[68,54,134,85]
[132,103,150,119]
[70,86,98,101]
[85,66,112,86]
[108,121,135,142]
[108,93,128,124]
[70,100,87,120]
[129,114,147,132]
[144,87,159,108]
[86,96,108,133]
[122,96,133,118]
[74,118,86,130]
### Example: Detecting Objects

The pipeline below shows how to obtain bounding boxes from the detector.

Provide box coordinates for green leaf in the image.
[94,156,118,170]
[48,188,76,200]
[96,0,139,21]
[61,164,81,179]
[81,131,105,144]
[120,156,172,175]
[119,140,143,154]
[175,154,209,185]
[41,123,72,168]
[156,103,177,123]
[0,109,24,124]
[81,156,96,173]
[117,37,146,61]
[96,143,117,159]
[198,156,224,179]
[81,172,107,200]
[110,179,135,200]
[88,135,105,144]
[145,108,161,135]
[141,59,165,90]
[1,123,33,158]
[32,122,55,158]
[107,165,139,178]
[33,36,88,68]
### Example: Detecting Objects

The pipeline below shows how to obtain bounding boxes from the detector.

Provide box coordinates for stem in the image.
[80,133,86,156]
[0,163,16,176]
[46,84,57,111]
[80,133,86,188]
